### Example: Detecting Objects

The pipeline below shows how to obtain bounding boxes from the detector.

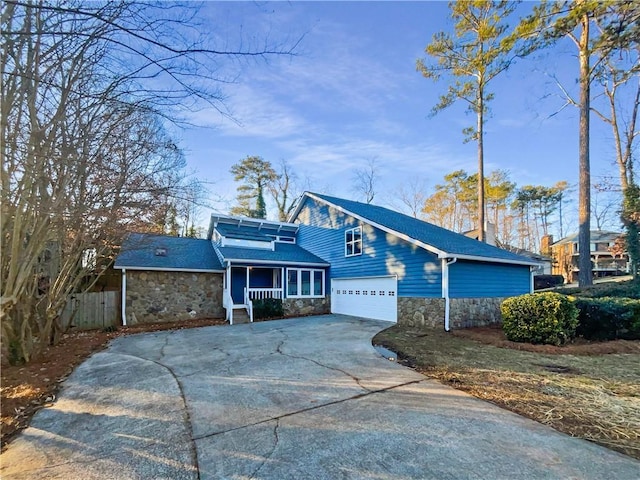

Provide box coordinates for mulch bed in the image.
[452,324,640,355]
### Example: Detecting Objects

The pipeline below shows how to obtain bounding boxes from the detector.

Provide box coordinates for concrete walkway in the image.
[1,315,638,479]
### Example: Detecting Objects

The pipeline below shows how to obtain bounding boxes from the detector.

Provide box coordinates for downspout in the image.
[226,261,232,325]
[530,265,535,293]
[441,258,457,332]
[121,269,127,326]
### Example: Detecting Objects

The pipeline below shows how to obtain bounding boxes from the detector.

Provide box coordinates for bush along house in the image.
[115,192,539,329]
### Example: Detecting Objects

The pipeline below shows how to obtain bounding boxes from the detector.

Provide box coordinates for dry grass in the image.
[374,325,640,459]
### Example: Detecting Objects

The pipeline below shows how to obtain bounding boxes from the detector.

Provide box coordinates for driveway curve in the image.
[2,314,638,479]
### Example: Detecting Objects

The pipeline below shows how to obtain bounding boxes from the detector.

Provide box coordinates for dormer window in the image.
[155,247,167,256]
[345,226,362,257]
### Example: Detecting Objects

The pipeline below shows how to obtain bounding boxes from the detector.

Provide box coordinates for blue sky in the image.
[176,1,620,234]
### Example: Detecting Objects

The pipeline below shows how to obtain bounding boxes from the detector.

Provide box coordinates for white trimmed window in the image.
[345,226,362,257]
[286,268,324,298]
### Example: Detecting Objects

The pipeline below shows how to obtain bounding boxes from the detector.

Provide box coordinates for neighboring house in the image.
[551,231,628,283]
[463,222,497,247]
[497,246,552,276]
[115,192,539,329]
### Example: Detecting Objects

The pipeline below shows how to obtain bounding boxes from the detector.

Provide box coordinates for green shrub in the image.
[559,280,640,299]
[501,292,579,345]
[252,298,284,320]
[574,297,640,341]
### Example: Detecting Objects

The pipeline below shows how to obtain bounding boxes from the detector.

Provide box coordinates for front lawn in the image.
[373,325,640,459]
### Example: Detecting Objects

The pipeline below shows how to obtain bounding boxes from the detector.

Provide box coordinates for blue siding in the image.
[449,260,530,298]
[295,198,442,298]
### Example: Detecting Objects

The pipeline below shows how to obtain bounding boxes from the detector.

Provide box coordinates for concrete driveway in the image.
[2,315,638,479]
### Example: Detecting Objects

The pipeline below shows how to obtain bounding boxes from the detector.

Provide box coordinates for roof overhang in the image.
[438,253,541,267]
[115,266,224,273]
[208,213,299,240]
[223,258,329,267]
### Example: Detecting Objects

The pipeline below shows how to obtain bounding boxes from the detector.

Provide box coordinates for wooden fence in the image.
[61,291,120,330]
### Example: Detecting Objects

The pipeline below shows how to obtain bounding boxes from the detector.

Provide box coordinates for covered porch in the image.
[223,265,285,324]
[222,263,328,324]
[229,266,284,303]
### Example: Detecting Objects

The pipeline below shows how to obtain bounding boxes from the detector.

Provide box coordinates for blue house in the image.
[116,215,330,325]
[290,192,538,329]
[115,192,537,329]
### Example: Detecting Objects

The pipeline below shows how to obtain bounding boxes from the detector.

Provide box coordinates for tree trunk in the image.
[477,88,485,242]
[577,12,593,287]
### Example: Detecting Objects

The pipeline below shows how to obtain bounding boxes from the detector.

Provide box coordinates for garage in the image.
[331,276,397,322]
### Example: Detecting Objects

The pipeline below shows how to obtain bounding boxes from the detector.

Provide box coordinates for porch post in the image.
[246,267,250,301]
[281,267,285,299]
[226,263,231,303]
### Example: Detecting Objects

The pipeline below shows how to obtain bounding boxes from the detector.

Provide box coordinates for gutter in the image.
[114,266,224,273]
[221,258,329,267]
[441,257,458,332]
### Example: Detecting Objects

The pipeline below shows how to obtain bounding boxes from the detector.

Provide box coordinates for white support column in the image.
[441,258,457,332]
[121,269,127,326]
[281,267,285,298]
[246,267,250,302]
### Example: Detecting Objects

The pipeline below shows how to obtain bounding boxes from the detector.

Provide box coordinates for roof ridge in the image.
[302,192,539,266]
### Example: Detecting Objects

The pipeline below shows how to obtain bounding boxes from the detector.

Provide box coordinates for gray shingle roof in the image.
[306,192,538,265]
[115,233,223,271]
[552,230,621,246]
[217,242,329,266]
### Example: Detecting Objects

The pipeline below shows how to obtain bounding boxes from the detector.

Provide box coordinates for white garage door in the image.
[331,276,397,322]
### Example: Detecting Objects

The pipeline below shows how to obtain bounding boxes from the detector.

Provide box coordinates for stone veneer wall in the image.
[397,296,506,329]
[283,297,331,317]
[449,297,506,328]
[397,297,445,327]
[126,271,223,325]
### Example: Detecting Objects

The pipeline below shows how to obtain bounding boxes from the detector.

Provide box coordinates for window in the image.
[287,270,298,296]
[286,268,324,298]
[345,226,362,257]
[313,271,323,296]
[301,270,311,296]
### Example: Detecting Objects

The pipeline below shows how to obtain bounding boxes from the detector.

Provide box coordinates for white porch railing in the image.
[223,288,233,323]
[244,287,253,323]
[247,288,283,300]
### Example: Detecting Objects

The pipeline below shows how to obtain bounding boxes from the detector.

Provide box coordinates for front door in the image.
[231,267,247,304]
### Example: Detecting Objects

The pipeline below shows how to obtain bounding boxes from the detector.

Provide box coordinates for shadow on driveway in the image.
[2,315,638,479]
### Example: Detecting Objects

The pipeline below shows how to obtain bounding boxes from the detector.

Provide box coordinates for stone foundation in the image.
[449,297,506,328]
[397,296,506,329]
[283,297,331,317]
[126,271,224,325]
[397,297,444,328]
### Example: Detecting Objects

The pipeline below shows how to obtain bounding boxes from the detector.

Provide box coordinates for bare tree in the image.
[393,178,428,218]
[352,157,378,204]
[0,1,299,363]
[269,160,301,222]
